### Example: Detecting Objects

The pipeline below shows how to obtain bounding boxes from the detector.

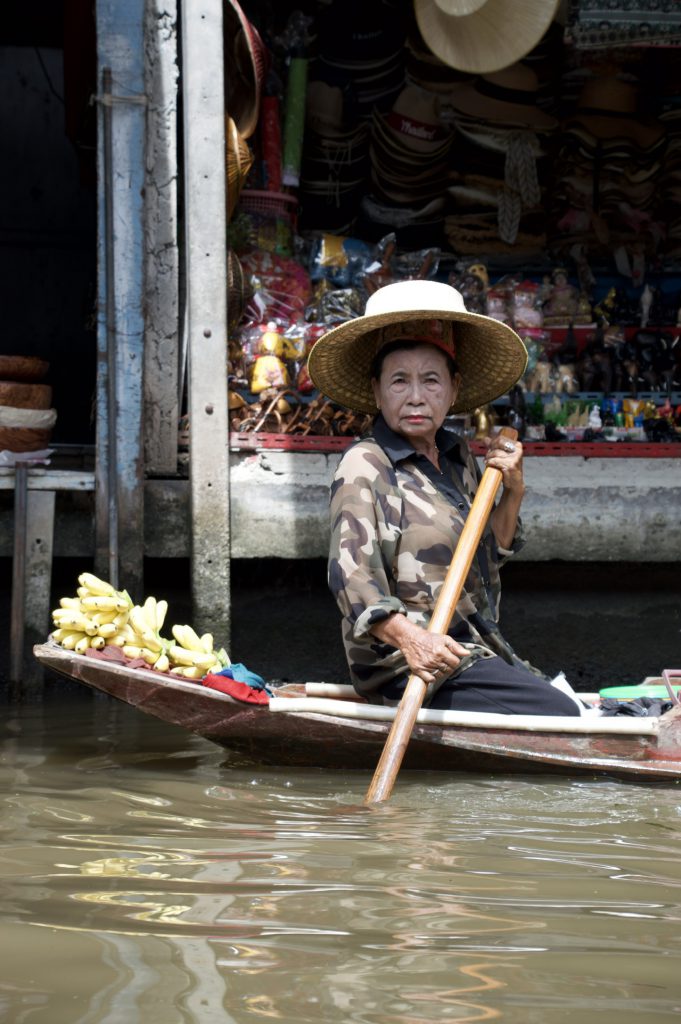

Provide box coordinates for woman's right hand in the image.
[371,614,467,683]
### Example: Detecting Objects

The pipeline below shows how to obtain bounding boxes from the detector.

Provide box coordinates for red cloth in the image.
[203,674,270,704]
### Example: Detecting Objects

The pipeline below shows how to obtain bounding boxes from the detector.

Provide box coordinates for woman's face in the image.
[371,345,460,447]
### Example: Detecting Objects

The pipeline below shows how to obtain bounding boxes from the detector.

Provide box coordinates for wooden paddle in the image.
[364,426,518,804]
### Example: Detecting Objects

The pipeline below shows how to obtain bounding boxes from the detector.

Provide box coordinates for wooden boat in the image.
[34,642,681,781]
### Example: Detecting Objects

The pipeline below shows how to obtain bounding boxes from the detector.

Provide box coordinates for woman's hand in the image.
[483,434,525,496]
[371,614,467,684]
[483,433,526,549]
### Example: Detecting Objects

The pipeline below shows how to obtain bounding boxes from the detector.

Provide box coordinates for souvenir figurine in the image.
[542,268,579,326]
[588,404,602,430]
[640,284,654,328]
[551,323,579,394]
[486,287,511,324]
[473,405,495,438]
[511,281,543,330]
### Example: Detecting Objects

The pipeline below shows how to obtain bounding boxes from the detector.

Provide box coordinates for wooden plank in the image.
[180,0,231,643]
[0,470,95,491]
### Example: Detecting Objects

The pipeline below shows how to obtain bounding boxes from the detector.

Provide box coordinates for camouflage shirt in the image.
[328,414,526,697]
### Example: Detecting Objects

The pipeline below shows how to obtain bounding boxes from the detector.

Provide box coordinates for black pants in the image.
[378,656,582,717]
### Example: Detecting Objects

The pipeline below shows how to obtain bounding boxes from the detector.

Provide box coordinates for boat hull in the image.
[34,644,681,781]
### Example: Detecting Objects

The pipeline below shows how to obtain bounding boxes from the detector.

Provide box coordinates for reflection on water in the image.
[1,697,681,1023]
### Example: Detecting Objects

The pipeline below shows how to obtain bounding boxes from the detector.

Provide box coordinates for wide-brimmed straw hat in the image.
[414,0,560,75]
[307,279,527,414]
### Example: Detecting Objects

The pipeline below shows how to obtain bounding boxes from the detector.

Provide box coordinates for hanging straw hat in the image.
[224,0,268,139]
[307,279,527,413]
[414,0,560,75]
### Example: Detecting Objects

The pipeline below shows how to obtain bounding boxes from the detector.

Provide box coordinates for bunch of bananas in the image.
[50,573,230,680]
[168,624,227,680]
[50,573,133,656]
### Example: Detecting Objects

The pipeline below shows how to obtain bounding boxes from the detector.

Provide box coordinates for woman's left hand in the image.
[483,434,525,495]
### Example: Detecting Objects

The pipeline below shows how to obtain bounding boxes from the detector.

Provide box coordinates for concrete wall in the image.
[148,452,681,562]
[2,452,679,561]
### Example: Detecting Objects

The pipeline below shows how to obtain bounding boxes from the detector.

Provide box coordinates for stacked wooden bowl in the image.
[0,356,57,452]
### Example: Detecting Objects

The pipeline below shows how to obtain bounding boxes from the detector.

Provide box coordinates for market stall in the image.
[214,0,680,470]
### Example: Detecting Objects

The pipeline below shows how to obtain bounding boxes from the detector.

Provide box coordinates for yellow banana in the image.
[172,624,204,651]
[179,666,204,680]
[140,648,160,665]
[108,634,127,647]
[90,635,106,650]
[51,627,71,642]
[154,653,170,673]
[114,623,137,642]
[53,613,95,634]
[91,609,118,626]
[200,632,214,654]
[97,622,118,639]
[113,611,130,628]
[59,597,82,610]
[77,586,89,599]
[122,645,144,660]
[78,572,115,596]
[129,607,162,652]
[75,635,91,655]
[155,600,168,632]
[81,595,130,613]
[143,596,157,625]
[168,645,216,669]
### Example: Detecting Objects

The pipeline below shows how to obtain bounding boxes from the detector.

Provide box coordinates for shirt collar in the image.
[372,413,467,466]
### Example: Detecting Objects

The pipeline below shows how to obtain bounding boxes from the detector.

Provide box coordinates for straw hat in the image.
[307,279,527,414]
[224,0,268,139]
[448,63,558,130]
[568,76,665,150]
[414,0,560,74]
[226,117,253,219]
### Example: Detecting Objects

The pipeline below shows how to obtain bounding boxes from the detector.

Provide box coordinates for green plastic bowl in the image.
[599,684,681,700]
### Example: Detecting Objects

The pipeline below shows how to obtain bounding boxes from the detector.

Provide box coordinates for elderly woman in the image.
[308,280,582,716]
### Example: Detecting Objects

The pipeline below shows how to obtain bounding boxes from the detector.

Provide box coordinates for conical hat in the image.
[414,0,560,74]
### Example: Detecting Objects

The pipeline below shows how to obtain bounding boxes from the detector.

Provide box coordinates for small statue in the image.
[542,268,579,326]
[588,404,602,430]
[473,405,495,438]
[640,284,654,328]
[552,323,579,394]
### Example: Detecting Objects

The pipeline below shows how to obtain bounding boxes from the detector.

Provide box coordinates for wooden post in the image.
[95,0,147,597]
[180,0,231,644]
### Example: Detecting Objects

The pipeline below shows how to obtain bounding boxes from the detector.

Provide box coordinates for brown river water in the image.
[1,693,681,1024]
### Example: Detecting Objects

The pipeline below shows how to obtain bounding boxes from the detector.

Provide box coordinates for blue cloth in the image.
[214,663,274,696]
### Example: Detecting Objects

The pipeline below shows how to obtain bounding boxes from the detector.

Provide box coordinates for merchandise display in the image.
[216,0,681,451]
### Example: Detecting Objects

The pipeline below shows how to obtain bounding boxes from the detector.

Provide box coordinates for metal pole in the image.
[9,463,28,684]
[102,66,119,589]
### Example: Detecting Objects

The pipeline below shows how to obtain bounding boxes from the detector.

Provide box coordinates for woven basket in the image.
[0,381,52,408]
[226,116,253,220]
[0,355,49,382]
[0,426,53,452]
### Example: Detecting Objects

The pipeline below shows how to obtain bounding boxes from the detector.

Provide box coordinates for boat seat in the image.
[2,463,95,691]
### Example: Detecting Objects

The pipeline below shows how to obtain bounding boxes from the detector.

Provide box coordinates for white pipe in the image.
[269,696,660,736]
